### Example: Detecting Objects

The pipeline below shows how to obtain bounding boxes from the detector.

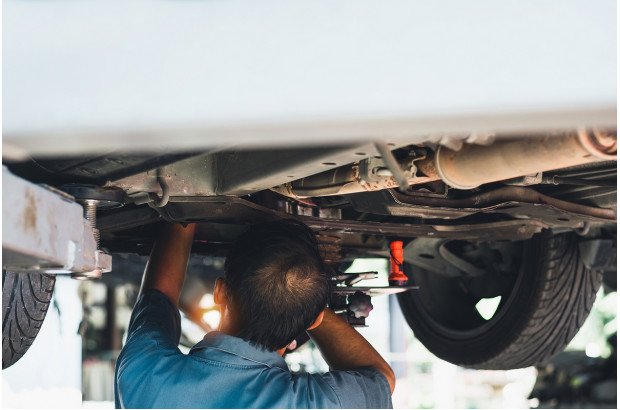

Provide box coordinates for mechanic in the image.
[114,220,394,408]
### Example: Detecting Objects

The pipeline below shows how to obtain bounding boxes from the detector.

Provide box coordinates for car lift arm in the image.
[2,167,111,276]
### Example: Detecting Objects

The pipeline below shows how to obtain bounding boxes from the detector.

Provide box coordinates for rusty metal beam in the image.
[2,167,111,274]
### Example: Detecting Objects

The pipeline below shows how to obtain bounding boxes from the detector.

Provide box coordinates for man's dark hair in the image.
[223,219,330,351]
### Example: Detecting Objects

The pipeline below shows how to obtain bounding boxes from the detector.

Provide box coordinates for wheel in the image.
[2,270,56,369]
[397,232,603,369]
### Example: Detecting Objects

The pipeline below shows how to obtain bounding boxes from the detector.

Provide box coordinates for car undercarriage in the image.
[3,129,617,370]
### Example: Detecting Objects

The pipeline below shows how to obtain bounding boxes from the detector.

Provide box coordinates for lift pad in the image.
[2,166,111,274]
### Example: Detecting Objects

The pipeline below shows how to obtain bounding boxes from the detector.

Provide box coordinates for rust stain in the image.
[48,219,58,251]
[22,188,37,233]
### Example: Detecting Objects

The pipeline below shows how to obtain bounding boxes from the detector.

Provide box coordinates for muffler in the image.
[435,129,617,189]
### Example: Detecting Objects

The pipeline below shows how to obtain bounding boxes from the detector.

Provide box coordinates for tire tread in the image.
[2,271,56,369]
[398,232,604,370]
[478,233,602,369]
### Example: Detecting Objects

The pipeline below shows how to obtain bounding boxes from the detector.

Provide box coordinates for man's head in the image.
[216,220,330,351]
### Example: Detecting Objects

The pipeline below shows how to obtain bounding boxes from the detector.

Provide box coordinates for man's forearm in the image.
[308,308,395,393]
[140,222,196,307]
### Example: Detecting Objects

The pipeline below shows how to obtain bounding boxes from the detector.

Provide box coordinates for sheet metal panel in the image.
[3,0,616,156]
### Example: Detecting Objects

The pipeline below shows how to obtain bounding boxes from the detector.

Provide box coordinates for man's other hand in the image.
[308,308,395,393]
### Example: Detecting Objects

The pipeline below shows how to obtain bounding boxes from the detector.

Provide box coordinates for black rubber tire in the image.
[2,271,56,369]
[397,232,603,369]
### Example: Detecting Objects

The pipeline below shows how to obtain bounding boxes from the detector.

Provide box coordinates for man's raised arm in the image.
[139,222,196,307]
[308,308,396,393]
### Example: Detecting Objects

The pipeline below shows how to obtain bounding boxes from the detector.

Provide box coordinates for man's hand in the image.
[139,222,196,307]
[308,308,396,393]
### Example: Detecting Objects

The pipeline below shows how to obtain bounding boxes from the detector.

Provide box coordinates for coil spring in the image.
[316,234,342,267]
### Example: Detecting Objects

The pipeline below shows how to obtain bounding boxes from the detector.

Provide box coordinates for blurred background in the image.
[3,257,616,409]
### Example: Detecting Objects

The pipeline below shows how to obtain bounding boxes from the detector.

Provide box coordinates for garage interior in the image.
[2,1,617,408]
[3,255,616,409]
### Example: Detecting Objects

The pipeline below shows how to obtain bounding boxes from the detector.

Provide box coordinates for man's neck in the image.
[218,323,287,357]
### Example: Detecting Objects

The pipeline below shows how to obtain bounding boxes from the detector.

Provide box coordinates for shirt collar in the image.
[189,331,289,371]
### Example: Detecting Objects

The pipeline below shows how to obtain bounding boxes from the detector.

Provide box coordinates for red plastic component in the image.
[389,241,408,285]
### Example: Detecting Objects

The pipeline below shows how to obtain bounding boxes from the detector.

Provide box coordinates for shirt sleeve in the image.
[115,289,182,408]
[319,366,393,408]
[124,289,182,349]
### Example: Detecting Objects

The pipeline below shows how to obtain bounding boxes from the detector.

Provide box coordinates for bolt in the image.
[83,199,100,248]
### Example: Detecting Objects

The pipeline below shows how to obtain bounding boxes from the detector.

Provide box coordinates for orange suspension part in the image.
[389,241,408,286]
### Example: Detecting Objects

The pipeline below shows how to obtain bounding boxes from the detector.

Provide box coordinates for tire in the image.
[2,270,56,369]
[397,232,603,369]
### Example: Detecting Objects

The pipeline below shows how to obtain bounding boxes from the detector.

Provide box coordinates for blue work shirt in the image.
[114,289,392,408]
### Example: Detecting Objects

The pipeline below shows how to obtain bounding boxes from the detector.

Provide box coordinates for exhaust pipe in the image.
[272,149,440,199]
[435,129,617,189]
[273,129,616,198]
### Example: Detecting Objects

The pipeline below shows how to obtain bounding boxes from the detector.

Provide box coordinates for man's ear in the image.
[307,310,324,331]
[214,277,227,306]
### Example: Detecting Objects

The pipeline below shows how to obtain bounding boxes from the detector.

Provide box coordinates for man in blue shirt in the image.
[115,220,394,408]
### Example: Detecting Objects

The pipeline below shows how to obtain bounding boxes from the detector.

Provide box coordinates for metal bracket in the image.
[372,142,410,191]
[359,145,430,189]
[2,167,112,275]
[403,238,488,278]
